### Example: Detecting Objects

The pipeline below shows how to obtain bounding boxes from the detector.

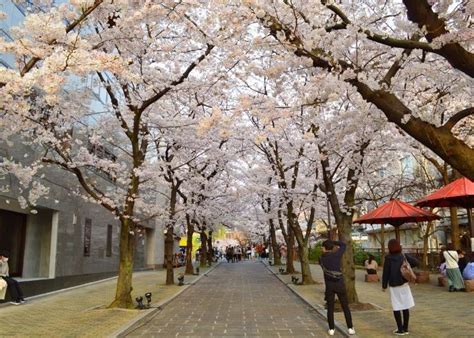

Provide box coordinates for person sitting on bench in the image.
[365,254,378,275]
[0,251,25,305]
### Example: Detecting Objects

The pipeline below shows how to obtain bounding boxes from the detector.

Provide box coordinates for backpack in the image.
[400,254,417,283]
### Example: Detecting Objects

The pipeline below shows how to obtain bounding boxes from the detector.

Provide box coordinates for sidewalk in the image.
[266,263,474,338]
[0,265,215,337]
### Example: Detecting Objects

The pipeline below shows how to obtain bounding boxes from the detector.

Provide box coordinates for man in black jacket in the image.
[320,240,355,336]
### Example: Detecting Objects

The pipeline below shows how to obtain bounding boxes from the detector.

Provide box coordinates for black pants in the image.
[325,280,353,330]
[3,276,24,301]
[393,309,410,332]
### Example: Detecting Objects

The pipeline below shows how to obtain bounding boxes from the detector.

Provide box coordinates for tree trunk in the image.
[338,216,359,303]
[207,230,213,266]
[185,217,194,275]
[449,207,460,250]
[422,222,433,270]
[108,218,135,308]
[298,245,314,285]
[269,219,282,265]
[286,225,296,273]
[200,231,208,268]
[165,228,175,285]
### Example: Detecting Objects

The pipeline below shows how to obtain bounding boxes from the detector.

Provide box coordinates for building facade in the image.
[0,1,164,297]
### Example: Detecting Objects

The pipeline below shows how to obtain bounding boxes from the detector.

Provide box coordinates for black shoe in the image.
[393,329,405,336]
[448,286,454,292]
[10,301,21,305]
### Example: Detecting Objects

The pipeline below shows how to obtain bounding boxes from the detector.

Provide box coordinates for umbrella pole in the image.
[468,208,474,252]
[395,227,400,242]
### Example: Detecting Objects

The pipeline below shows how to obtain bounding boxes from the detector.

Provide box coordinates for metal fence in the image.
[361,248,442,271]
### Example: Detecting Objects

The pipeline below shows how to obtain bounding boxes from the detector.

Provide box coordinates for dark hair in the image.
[446,243,454,251]
[322,240,335,251]
[368,254,375,264]
[0,251,9,258]
[388,239,402,254]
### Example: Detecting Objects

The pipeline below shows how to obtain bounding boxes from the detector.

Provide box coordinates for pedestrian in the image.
[319,240,355,336]
[457,250,468,274]
[364,254,378,274]
[382,239,419,335]
[462,253,474,280]
[0,251,25,305]
[443,244,466,292]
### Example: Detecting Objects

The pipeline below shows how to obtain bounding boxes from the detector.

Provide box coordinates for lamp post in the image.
[135,296,145,309]
[178,274,184,286]
[145,292,152,308]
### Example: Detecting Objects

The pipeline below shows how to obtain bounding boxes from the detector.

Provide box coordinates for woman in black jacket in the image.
[382,239,419,336]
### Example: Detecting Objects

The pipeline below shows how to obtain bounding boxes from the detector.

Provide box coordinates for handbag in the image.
[400,254,417,283]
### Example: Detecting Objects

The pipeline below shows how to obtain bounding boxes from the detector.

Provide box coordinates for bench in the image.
[365,274,379,282]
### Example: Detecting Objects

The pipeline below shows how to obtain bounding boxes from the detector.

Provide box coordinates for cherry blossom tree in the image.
[243,0,473,180]
[0,0,236,308]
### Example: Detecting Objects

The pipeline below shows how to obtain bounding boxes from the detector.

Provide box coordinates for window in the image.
[84,218,92,257]
[106,224,113,257]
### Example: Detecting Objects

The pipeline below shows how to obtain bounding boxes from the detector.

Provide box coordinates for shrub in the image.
[353,242,381,266]
[309,243,323,263]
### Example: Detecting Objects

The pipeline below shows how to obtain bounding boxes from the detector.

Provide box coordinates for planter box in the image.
[465,279,474,292]
[415,271,430,284]
[365,274,379,282]
[438,276,448,287]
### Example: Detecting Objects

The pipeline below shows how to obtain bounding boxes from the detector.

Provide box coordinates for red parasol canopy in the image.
[354,199,440,227]
[415,177,474,209]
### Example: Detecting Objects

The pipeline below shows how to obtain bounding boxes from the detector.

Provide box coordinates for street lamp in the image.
[178,274,184,286]
[145,292,152,308]
[135,296,145,309]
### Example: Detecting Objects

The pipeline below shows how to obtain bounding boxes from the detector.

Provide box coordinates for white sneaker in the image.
[348,328,356,335]
[328,329,335,336]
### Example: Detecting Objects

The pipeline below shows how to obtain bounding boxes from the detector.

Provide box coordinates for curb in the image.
[0,275,118,308]
[0,269,156,308]
[110,262,222,337]
[262,262,351,338]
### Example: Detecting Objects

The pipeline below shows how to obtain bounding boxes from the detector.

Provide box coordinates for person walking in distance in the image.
[319,240,355,336]
[443,244,466,292]
[382,239,419,335]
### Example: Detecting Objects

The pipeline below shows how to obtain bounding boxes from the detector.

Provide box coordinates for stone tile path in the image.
[267,262,474,338]
[0,266,211,337]
[127,261,338,337]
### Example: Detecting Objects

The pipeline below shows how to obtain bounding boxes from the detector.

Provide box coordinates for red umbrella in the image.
[415,177,474,209]
[415,177,474,248]
[354,199,440,241]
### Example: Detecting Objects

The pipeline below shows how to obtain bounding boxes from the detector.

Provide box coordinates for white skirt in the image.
[389,283,415,311]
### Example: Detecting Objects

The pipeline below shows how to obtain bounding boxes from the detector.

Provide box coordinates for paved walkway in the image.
[267,262,474,338]
[0,266,212,337]
[127,261,339,337]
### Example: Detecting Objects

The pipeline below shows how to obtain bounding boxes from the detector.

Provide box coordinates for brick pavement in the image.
[267,262,474,338]
[0,266,212,337]
[127,261,340,337]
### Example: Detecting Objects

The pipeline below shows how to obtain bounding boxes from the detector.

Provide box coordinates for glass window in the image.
[84,218,92,257]
[106,224,112,257]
